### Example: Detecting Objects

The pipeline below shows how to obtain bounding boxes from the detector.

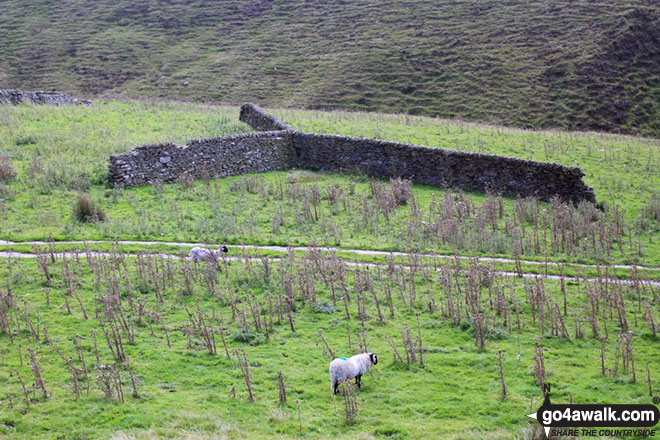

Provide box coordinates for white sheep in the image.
[187,245,229,265]
[329,352,378,395]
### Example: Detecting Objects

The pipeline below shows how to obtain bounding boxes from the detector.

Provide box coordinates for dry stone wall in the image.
[109,102,596,203]
[291,132,596,203]
[239,102,293,131]
[0,89,75,106]
[108,131,294,187]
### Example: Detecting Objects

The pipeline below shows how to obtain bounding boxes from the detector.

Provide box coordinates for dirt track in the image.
[1,241,658,287]
[0,239,657,271]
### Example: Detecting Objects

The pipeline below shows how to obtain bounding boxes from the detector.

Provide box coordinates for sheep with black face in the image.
[329,352,378,395]
[187,245,229,264]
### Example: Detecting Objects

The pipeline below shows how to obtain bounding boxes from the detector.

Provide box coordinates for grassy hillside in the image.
[1,1,659,136]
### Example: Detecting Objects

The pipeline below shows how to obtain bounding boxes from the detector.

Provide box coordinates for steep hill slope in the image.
[1,0,659,136]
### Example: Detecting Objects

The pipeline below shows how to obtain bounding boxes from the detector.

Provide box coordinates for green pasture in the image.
[0,255,657,439]
[0,101,658,268]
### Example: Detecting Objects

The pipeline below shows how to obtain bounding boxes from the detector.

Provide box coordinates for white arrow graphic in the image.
[526,412,551,437]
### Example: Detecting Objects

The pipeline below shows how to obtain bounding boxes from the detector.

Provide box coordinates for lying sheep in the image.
[187,245,229,264]
[329,352,378,395]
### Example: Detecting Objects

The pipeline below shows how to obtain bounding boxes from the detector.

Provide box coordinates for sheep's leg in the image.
[356,374,362,388]
[333,380,339,395]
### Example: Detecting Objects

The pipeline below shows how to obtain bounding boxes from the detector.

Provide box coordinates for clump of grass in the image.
[14,135,37,146]
[390,177,412,205]
[0,156,18,183]
[73,193,106,223]
[231,329,265,345]
[269,407,288,422]
[313,301,337,314]
[0,184,16,201]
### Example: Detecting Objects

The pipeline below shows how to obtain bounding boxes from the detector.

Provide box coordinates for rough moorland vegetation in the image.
[0,0,659,136]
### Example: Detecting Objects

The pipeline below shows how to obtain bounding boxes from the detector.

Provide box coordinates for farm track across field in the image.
[1,239,658,271]
[1,240,658,287]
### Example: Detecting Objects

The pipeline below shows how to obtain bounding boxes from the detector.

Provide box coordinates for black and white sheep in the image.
[329,352,378,395]
[187,245,229,264]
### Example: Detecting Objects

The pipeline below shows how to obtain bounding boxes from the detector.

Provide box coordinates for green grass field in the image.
[0,251,658,439]
[1,101,658,266]
[0,100,659,439]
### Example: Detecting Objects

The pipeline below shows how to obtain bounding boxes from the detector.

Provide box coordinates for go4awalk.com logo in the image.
[526,385,660,438]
